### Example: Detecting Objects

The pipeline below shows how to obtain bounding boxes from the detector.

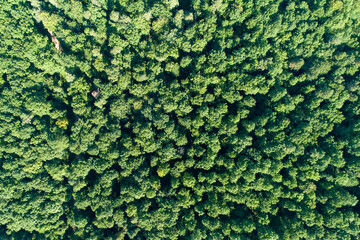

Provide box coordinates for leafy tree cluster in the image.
[1,0,360,239]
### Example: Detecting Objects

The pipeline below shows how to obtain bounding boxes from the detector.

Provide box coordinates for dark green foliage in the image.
[1,0,360,239]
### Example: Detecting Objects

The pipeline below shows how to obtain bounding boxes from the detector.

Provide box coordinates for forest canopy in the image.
[1,0,360,239]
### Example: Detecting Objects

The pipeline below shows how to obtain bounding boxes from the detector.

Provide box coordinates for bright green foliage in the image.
[0,0,360,239]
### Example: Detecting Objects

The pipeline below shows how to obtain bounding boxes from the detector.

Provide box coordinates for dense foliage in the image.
[1,0,360,239]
